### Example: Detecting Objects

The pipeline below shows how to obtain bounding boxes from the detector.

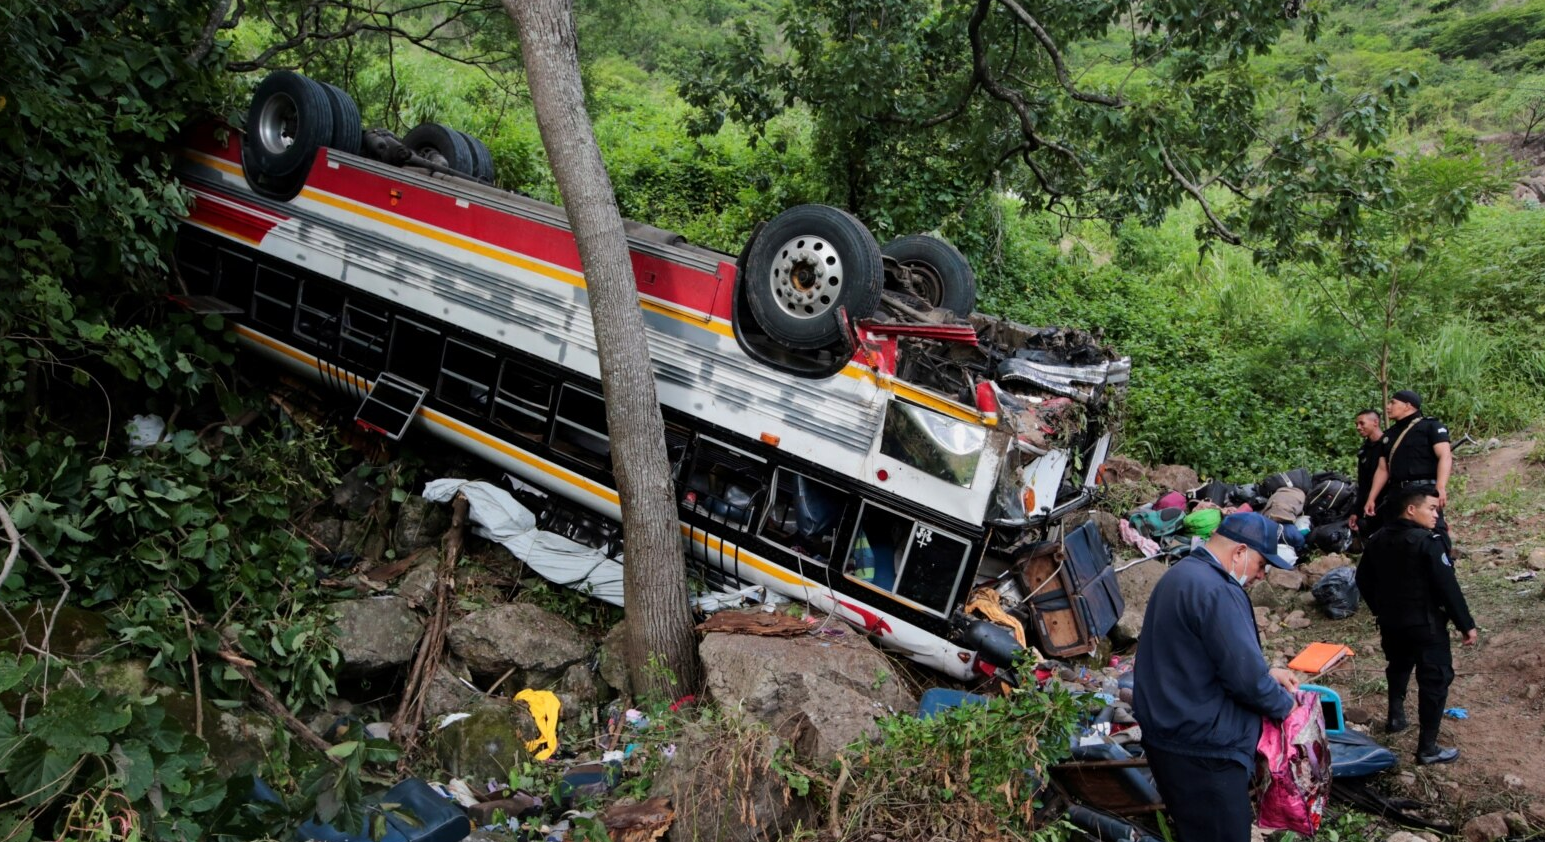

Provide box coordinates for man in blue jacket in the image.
[1135,512,1302,842]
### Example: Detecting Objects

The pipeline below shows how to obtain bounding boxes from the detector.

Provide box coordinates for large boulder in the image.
[422,658,484,723]
[699,623,917,764]
[650,719,815,842]
[447,603,590,683]
[332,596,423,673]
[1147,464,1200,493]
[1108,557,1168,643]
[1299,553,1349,581]
[0,603,113,658]
[393,494,450,558]
[1462,811,1511,842]
[1100,455,1147,486]
[433,699,540,783]
[596,620,631,699]
[396,549,441,607]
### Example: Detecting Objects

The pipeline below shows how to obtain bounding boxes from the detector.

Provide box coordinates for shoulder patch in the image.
[1437,427,1447,434]
[1440,552,1452,567]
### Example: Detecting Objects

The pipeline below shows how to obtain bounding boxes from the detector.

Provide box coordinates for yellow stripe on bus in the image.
[196,158,985,425]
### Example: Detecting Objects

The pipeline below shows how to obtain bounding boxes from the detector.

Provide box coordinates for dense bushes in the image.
[1429,1,1545,60]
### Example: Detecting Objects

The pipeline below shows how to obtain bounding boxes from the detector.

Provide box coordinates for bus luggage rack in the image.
[354,373,428,440]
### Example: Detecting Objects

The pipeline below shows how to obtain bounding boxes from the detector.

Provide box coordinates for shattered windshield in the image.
[880,400,986,487]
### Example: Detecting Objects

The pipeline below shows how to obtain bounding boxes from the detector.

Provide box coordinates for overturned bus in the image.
[171,71,1130,682]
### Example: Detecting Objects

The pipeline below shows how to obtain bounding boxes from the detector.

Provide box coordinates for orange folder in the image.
[1288,642,1354,675]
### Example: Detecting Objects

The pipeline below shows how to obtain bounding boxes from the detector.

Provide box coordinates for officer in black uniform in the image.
[1362,390,1453,550]
[1349,408,1383,539]
[1356,486,1478,765]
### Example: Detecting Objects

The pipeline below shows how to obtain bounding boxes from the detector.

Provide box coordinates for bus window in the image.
[759,469,847,562]
[880,400,985,488]
[493,362,552,441]
[846,502,969,615]
[216,248,255,308]
[438,338,497,415]
[893,523,970,614]
[552,384,610,469]
[388,318,442,389]
[682,439,766,529]
[295,280,344,350]
[339,300,389,371]
[174,234,215,291]
[251,264,298,332]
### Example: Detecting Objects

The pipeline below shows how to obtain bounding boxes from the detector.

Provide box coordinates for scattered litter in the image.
[517,689,562,761]
[443,777,480,808]
[126,414,170,450]
[1288,642,1354,676]
[1506,571,1537,582]
[437,711,471,730]
[601,796,675,842]
[1443,707,1468,720]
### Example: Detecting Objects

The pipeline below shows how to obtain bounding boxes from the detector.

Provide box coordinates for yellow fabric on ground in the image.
[515,688,561,761]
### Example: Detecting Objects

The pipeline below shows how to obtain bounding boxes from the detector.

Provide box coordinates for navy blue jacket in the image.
[1134,548,1295,769]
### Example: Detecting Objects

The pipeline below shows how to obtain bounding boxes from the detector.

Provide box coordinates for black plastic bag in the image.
[1307,521,1354,554]
[1312,566,1361,620]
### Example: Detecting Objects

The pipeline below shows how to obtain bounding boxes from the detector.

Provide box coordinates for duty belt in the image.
[1394,478,1437,488]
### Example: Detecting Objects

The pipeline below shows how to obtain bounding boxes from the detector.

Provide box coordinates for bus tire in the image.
[881,234,977,315]
[743,204,883,350]
[244,71,334,182]
[457,130,495,183]
[320,82,362,155]
[403,123,476,177]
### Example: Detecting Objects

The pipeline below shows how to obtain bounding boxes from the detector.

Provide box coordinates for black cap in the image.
[1391,389,1421,410]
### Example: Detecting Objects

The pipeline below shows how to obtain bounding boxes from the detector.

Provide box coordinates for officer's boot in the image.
[1386,694,1408,734]
[1415,729,1459,765]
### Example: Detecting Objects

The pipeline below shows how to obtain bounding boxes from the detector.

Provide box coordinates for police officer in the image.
[1349,408,1384,539]
[1362,390,1453,549]
[1356,486,1478,764]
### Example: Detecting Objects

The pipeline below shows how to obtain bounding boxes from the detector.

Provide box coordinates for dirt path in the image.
[1267,434,1545,824]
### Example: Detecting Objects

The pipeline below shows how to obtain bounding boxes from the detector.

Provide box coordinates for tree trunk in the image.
[504,0,702,697]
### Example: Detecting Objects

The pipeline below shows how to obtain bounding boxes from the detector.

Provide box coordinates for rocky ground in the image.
[1103,433,1545,841]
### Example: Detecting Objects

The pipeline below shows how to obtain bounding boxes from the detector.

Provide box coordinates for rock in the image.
[1090,511,1125,551]
[1284,610,1312,630]
[649,718,814,842]
[1526,683,1541,701]
[340,519,389,564]
[422,658,484,723]
[556,663,598,730]
[332,465,380,516]
[0,602,113,658]
[1118,557,1167,608]
[1343,706,1374,726]
[433,699,540,783]
[1387,832,1427,842]
[393,494,450,558]
[1110,605,1145,646]
[1527,548,1545,571]
[1396,771,1417,788]
[1101,455,1147,486]
[332,596,423,673]
[309,517,345,551]
[1148,464,1200,493]
[447,603,590,682]
[1525,802,1545,827]
[397,551,441,606]
[1299,554,1348,581]
[1504,773,1526,789]
[1504,813,1530,836]
[1249,583,1288,610]
[1265,568,1306,591]
[1253,606,1273,628]
[1462,811,1510,842]
[596,620,631,699]
[699,626,917,764]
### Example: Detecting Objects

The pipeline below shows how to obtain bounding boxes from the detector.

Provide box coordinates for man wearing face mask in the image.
[1135,512,1303,842]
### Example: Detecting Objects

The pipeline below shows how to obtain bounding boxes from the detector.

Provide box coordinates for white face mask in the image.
[1232,569,1251,588]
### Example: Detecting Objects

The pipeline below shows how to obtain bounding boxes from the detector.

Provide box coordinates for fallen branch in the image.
[391,493,469,755]
[217,647,340,762]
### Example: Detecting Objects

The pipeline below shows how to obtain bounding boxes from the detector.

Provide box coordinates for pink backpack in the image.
[1255,690,1331,834]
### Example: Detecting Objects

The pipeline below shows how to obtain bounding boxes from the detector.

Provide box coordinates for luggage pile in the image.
[1122,467,1361,566]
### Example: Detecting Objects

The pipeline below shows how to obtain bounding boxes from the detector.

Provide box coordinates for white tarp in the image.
[421,478,780,612]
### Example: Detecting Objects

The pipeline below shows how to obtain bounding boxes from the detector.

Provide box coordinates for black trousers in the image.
[1381,627,1454,747]
[1143,744,1254,842]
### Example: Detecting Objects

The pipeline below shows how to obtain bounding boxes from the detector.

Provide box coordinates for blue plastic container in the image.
[295,778,471,842]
